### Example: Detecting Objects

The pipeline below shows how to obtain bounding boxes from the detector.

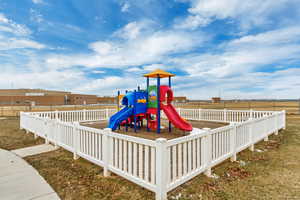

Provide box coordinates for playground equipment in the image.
[108,69,193,133]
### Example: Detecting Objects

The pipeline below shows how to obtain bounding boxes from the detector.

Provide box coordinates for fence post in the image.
[73,122,80,160]
[263,115,269,142]
[275,112,279,135]
[224,109,227,122]
[155,138,168,200]
[248,119,254,151]
[203,128,212,177]
[282,110,286,130]
[103,128,112,177]
[54,118,59,149]
[55,110,58,120]
[83,109,86,121]
[230,123,237,161]
[20,111,24,130]
[178,107,181,116]
[44,118,49,144]
[106,108,109,120]
[199,108,202,120]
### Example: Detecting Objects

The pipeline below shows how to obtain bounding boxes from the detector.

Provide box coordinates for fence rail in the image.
[20,108,286,200]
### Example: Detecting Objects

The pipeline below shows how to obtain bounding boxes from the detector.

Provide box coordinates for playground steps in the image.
[11,144,57,158]
[0,148,60,200]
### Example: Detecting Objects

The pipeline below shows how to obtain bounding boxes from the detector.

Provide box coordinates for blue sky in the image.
[0,0,300,99]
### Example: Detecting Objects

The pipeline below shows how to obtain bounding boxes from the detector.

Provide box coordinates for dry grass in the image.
[0,105,116,117]
[177,101,299,114]
[0,117,44,150]
[2,115,300,199]
[1,100,299,117]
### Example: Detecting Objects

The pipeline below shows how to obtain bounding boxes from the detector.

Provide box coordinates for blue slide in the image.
[108,107,134,131]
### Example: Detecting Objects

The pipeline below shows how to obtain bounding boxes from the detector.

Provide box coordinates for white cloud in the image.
[30,9,44,23]
[0,13,9,23]
[174,15,211,30]
[73,76,141,95]
[143,64,168,71]
[92,70,105,74]
[173,25,300,78]
[127,67,142,72]
[176,0,299,31]
[0,13,45,50]
[46,23,207,69]
[0,70,84,90]
[32,0,44,4]
[0,38,45,50]
[0,13,31,36]
[164,25,300,99]
[121,2,130,12]
[113,20,156,40]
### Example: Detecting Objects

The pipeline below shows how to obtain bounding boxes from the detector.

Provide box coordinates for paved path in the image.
[0,148,60,200]
[11,144,57,158]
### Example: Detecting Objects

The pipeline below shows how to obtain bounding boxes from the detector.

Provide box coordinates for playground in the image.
[15,70,287,200]
[105,70,194,135]
[16,69,285,199]
[77,69,227,141]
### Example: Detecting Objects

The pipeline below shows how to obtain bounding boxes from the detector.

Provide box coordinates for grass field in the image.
[0,117,44,150]
[0,100,299,117]
[1,115,299,199]
[176,101,299,114]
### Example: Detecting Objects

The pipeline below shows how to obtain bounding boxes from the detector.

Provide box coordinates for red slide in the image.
[161,104,193,131]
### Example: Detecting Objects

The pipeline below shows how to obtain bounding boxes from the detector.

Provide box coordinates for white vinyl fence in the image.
[20,108,286,200]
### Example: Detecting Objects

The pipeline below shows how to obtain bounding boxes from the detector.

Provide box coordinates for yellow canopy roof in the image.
[143,69,175,78]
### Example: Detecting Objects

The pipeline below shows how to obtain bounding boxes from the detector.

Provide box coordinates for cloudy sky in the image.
[0,0,300,99]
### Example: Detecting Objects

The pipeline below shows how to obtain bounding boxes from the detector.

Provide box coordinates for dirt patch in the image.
[81,119,228,140]
[265,140,280,150]
[224,167,251,180]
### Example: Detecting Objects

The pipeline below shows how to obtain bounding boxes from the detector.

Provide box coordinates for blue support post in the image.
[157,76,161,134]
[134,90,137,133]
[168,76,172,133]
[146,77,150,132]
[117,90,120,130]
[117,91,120,111]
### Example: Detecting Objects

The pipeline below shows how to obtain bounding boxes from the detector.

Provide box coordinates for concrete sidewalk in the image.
[11,144,57,158]
[0,149,60,200]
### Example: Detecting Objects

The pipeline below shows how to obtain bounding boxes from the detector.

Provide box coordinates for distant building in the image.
[0,89,97,106]
[174,96,187,103]
[212,97,221,103]
[0,89,70,96]
[0,89,188,106]
[97,96,117,104]
[68,94,98,105]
